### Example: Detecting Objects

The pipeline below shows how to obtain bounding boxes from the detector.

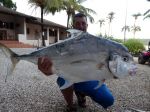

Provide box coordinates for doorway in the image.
[0,30,7,40]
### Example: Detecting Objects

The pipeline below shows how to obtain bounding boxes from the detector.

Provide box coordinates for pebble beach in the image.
[0,48,149,112]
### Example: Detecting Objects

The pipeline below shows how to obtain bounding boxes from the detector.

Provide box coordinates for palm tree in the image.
[61,0,96,29]
[0,0,17,10]
[121,25,130,42]
[132,13,141,38]
[28,0,62,46]
[131,26,141,38]
[107,12,115,37]
[132,13,141,29]
[97,19,105,36]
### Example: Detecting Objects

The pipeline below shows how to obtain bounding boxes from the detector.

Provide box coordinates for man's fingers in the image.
[38,57,53,76]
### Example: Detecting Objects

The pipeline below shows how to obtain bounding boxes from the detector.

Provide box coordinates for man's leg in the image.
[74,81,99,108]
[74,81,114,109]
[61,86,74,107]
[57,77,76,111]
[89,83,114,109]
[74,91,86,108]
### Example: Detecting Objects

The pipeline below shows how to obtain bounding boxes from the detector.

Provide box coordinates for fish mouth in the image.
[128,67,137,76]
[109,60,138,79]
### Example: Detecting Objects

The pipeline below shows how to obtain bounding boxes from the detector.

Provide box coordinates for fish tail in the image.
[0,43,19,82]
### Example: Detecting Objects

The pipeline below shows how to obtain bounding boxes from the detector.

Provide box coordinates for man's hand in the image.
[38,57,53,76]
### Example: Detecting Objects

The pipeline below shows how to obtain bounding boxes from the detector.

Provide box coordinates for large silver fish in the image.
[0,29,137,88]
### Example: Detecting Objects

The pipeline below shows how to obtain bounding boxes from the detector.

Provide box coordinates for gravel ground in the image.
[0,48,149,112]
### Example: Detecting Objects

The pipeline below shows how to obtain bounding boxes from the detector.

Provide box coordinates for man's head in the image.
[73,13,88,32]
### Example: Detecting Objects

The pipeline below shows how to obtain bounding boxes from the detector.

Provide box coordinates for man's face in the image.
[73,17,88,32]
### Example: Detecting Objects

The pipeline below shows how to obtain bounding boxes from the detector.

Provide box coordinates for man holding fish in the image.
[38,13,114,111]
[0,12,136,111]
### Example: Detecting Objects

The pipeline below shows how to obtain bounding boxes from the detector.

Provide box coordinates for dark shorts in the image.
[57,77,114,108]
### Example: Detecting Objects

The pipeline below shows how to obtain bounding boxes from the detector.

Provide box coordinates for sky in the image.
[12,0,150,40]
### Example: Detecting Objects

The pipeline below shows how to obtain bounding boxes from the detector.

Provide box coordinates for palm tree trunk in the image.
[133,19,136,39]
[99,26,102,36]
[124,0,128,42]
[124,28,127,42]
[41,6,46,47]
[67,14,70,29]
[133,31,135,38]
[108,23,111,37]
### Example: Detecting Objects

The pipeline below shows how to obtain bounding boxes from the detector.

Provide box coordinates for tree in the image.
[131,26,141,38]
[132,13,141,27]
[121,25,130,42]
[97,19,105,36]
[0,0,17,10]
[132,13,141,38]
[107,12,115,37]
[28,0,62,46]
[61,0,96,29]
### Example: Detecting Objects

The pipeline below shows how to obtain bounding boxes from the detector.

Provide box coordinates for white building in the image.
[0,6,67,47]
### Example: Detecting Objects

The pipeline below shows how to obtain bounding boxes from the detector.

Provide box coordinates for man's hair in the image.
[73,13,87,23]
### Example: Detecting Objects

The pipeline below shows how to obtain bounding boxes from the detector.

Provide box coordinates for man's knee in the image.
[57,77,65,87]
[98,92,114,109]
[57,77,73,89]
[90,84,114,109]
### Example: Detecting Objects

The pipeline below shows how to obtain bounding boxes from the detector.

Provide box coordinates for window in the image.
[49,29,57,36]
[10,22,14,29]
[27,28,30,34]
[3,22,9,29]
[0,21,3,28]
[0,21,15,29]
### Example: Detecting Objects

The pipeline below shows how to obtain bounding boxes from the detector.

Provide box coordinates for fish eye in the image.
[122,56,129,62]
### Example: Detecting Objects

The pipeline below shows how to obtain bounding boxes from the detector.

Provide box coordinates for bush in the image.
[123,39,145,56]
[103,35,123,43]
[111,38,123,43]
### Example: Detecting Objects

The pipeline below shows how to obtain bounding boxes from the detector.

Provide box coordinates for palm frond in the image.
[44,0,63,15]
[86,13,94,23]
[143,9,150,16]
[144,14,150,19]
[121,26,130,32]
[81,7,97,15]
[77,5,96,23]
[76,0,87,4]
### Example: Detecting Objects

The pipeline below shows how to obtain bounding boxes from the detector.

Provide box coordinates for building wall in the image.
[0,13,25,40]
[0,13,15,40]
[0,11,67,46]
[26,23,41,40]
[59,29,67,40]
[15,17,25,35]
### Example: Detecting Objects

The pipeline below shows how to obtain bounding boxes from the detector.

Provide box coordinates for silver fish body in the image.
[0,29,137,84]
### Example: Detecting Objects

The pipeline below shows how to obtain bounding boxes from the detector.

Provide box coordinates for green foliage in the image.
[103,35,123,43]
[123,39,145,55]
[0,0,17,10]
[111,38,123,43]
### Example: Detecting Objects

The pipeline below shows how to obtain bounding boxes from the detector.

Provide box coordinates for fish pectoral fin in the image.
[70,59,96,65]
[96,63,105,70]
[70,60,82,64]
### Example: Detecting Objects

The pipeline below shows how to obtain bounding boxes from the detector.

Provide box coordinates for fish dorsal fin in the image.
[67,29,84,39]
